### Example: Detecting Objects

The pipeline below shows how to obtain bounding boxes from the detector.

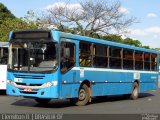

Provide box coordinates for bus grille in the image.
[16,82,42,86]
[13,74,45,79]
[20,91,37,94]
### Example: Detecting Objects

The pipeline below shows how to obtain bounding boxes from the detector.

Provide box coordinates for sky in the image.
[0,0,160,48]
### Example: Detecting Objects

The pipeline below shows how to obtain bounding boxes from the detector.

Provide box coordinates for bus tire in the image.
[35,98,51,104]
[130,82,139,100]
[71,84,90,106]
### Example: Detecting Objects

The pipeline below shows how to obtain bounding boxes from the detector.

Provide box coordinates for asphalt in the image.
[0,89,160,114]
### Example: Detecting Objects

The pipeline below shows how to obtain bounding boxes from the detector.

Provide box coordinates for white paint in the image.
[14,78,23,83]
[0,65,7,90]
[134,73,140,79]
[151,76,157,79]
[72,67,158,74]
[80,68,84,78]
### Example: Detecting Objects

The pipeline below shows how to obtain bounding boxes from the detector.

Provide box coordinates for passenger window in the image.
[93,44,108,68]
[109,47,122,69]
[135,51,143,70]
[123,49,134,69]
[144,53,150,71]
[151,54,157,71]
[79,42,92,67]
[61,42,75,73]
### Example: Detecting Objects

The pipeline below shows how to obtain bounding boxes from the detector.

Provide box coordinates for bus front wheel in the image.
[35,98,51,104]
[130,82,139,100]
[70,84,90,106]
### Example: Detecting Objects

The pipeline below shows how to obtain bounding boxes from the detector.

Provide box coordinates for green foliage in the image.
[0,3,15,21]
[123,38,142,47]
[141,45,150,49]
[0,18,37,41]
[0,4,38,42]
[90,34,151,49]
[101,35,123,43]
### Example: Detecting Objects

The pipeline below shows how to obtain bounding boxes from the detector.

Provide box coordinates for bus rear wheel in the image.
[35,98,51,104]
[130,82,139,100]
[70,84,90,106]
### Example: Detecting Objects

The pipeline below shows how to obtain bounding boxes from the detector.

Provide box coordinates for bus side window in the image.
[135,51,143,70]
[93,44,108,68]
[123,49,134,70]
[79,42,92,67]
[109,46,122,69]
[61,42,75,73]
[151,54,157,71]
[144,53,150,71]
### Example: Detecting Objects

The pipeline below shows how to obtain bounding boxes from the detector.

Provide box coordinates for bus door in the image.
[60,39,78,98]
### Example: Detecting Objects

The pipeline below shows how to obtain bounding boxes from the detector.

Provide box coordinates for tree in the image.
[38,0,135,36]
[101,35,123,43]
[123,38,142,47]
[22,10,40,28]
[141,45,150,49]
[0,4,38,41]
[0,3,15,21]
[0,18,37,41]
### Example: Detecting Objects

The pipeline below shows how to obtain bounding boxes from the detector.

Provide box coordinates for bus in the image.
[6,30,159,106]
[0,42,8,90]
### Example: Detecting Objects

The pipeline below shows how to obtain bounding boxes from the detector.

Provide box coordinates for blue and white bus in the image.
[7,30,159,105]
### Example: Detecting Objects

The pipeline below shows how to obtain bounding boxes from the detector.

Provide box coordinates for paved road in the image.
[0,90,160,114]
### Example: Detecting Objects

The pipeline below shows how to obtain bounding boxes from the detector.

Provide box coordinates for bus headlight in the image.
[7,80,11,84]
[51,81,58,86]
[7,80,14,85]
[42,81,58,87]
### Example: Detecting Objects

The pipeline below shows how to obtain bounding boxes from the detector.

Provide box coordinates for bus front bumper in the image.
[6,80,59,98]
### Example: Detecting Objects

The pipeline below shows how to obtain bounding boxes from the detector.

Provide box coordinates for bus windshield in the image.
[8,41,58,72]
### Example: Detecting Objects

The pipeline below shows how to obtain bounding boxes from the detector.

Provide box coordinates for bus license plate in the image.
[23,88,32,92]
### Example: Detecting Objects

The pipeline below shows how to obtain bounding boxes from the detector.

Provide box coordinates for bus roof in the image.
[0,42,9,48]
[55,30,158,54]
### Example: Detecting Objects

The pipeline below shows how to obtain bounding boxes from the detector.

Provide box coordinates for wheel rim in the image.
[79,89,86,101]
[133,87,138,97]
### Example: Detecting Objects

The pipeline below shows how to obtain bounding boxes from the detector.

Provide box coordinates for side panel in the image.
[0,65,7,90]
[60,66,158,98]
[71,67,158,97]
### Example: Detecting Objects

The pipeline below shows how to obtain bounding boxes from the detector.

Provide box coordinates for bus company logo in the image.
[142,114,158,120]
[134,73,140,79]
